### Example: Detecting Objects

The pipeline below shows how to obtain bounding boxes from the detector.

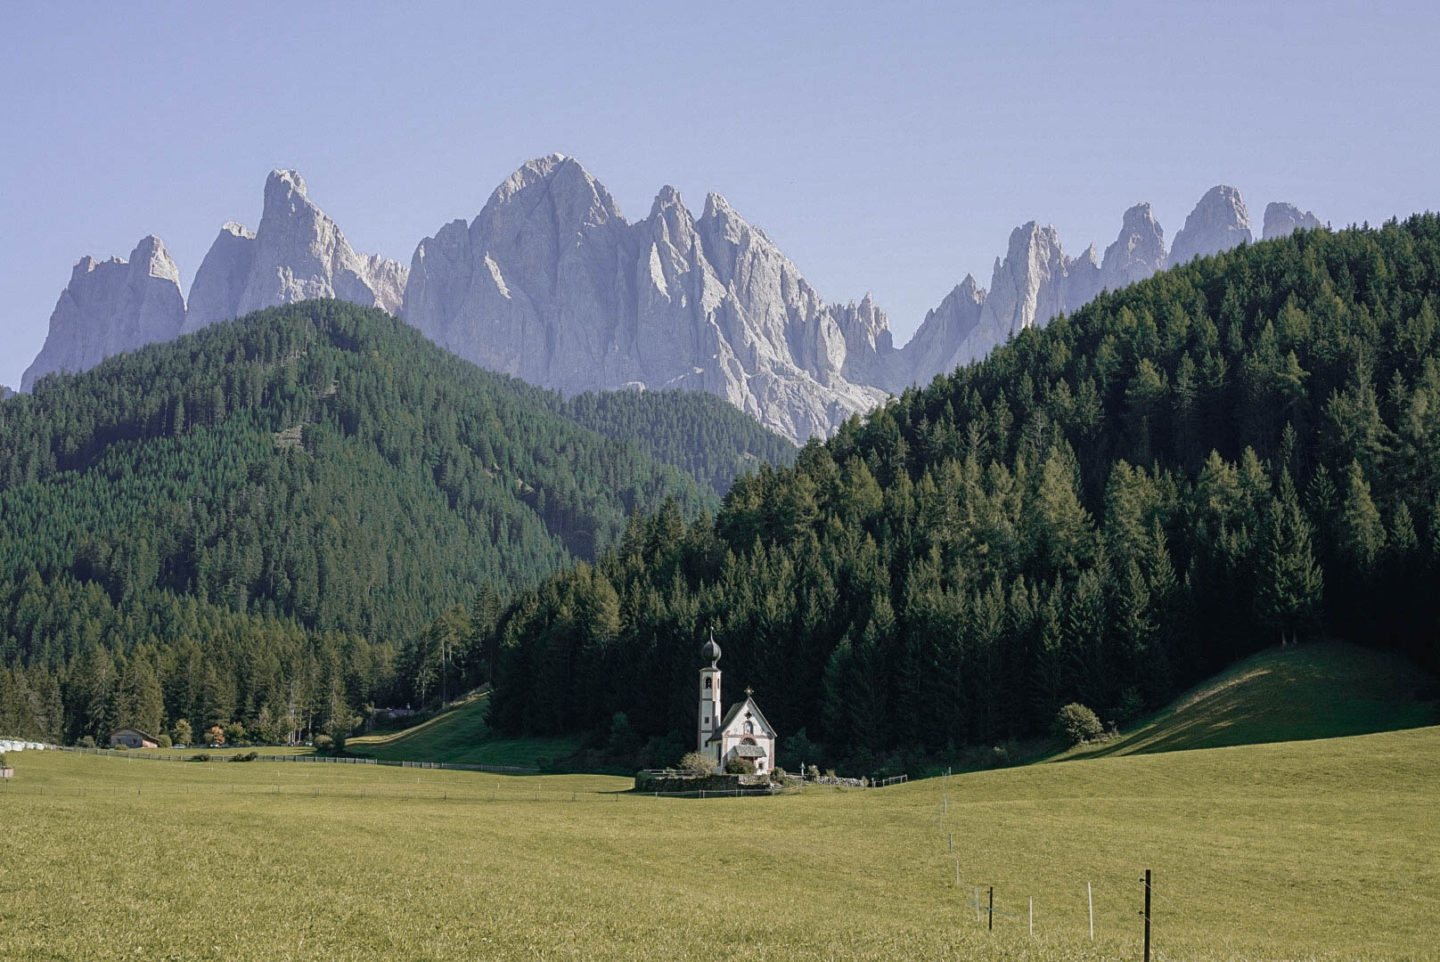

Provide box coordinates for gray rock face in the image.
[21,236,186,391]
[1263,202,1324,240]
[20,164,1315,443]
[185,169,407,333]
[1100,203,1166,291]
[1168,185,1251,267]
[184,222,256,333]
[403,155,886,443]
[895,275,986,383]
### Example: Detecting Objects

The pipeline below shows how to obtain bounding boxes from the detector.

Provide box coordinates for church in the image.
[697,633,777,774]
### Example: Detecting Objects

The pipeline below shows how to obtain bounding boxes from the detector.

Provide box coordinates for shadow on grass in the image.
[347,692,582,772]
[1054,639,1439,762]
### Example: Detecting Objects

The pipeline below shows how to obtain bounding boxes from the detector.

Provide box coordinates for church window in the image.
[704,678,712,690]
[744,720,754,734]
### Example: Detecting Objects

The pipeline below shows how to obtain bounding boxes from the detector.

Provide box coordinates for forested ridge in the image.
[0,301,789,744]
[474,215,1440,770]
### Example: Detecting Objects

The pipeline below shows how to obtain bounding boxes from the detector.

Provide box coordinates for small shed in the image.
[109,728,158,750]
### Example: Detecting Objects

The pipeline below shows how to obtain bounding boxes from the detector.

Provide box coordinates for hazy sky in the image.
[3,1,1437,389]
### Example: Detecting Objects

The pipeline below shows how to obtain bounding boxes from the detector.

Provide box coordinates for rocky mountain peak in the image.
[1169,185,1251,267]
[22,235,187,391]
[1101,202,1167,291]
[485,154,621,229]
[263,168,309,217]
[1263,202,1324,240]
[184,168,407,334]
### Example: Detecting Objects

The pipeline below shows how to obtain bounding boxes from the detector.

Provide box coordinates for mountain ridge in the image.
[20,158,1327,441]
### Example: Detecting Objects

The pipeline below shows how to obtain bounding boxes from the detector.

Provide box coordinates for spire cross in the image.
[745,686,754,698]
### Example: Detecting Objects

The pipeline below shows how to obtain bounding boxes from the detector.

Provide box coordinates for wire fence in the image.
[930,773,1173,960]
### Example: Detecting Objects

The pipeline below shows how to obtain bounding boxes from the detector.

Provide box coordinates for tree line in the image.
[468,215,1440,771]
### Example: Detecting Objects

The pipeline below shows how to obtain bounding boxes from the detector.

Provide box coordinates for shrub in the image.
[313,734,334,752]
[229,751,259,762]
[725,755,756,775]
[190,753,211,762]
[156,734,172,749]
[677,751,713,775]
[1055,703,1104,746]
[77,736,96,749]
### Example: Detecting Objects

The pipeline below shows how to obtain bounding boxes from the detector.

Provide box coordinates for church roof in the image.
[706,694,777,743]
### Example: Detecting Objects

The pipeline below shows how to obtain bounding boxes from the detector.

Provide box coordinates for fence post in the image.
[1029,896,1033,936]
[988,886,994,931]
[974,887,980,922]
[1088,881,1094,940]
[1142,869,1152,962]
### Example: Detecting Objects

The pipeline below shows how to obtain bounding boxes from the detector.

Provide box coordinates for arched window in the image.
[704,677,712,690]
[743,720,754,734]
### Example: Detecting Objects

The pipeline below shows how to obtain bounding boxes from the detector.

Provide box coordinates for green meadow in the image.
[345,691,581,769]
[3,723,1437,961]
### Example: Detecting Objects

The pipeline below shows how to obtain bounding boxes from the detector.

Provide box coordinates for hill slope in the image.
[478,215,1440,763]
[346,692,579,769]
[0,301,745,744]
[1061,639,1438,758]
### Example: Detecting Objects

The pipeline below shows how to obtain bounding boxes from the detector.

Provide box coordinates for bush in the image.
[1055,703,1104,746]
[677,751,713,775]
[229,751,259,762]
[313,734,334,752]
[77,735,96,749]
[724,755,756,775]
[156,734,172,749]
[190,753,211,762]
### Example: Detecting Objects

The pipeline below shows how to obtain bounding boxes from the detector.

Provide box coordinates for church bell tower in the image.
[698,631,722,756]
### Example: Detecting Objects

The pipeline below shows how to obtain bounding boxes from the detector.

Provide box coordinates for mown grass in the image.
[3,725,1436,961]
[1060,640,1438,761]
[345,691,581,769]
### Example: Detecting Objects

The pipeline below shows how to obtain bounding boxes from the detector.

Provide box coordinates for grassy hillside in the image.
[1061,639,1439,759]
[4,727,1436,960]
[346,692,579,769]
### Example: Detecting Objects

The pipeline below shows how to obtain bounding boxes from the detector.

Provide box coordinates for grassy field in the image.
[3,724,1437,961]
[1060,640,1438,761]
[345,691,581,768]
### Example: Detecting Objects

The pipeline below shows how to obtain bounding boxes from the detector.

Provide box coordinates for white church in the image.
[697,633,777,774]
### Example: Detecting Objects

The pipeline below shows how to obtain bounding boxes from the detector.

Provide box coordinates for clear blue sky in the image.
[3,1,1437,389]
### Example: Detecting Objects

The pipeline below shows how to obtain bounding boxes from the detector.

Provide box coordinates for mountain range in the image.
[19,157,1324,441]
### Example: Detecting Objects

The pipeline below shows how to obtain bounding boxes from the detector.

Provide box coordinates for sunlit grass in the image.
[3,725,1437,960]
[345,691,581,769]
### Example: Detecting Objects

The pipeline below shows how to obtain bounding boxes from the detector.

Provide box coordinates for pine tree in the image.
[1256,472,1324,646]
